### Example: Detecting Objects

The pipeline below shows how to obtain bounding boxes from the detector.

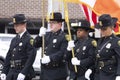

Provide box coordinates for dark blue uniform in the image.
[34,29,68,80]
[66,37,96,80]
[2,31,36,80]
[95,34,120,80]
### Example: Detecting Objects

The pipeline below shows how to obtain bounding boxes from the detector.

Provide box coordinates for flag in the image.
[79,0,120,34]
[80,4,98,28]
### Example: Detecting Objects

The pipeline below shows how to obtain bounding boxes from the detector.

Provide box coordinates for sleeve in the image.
[33,35,42,48]
[114,40,120,75]
[21,38,37,75]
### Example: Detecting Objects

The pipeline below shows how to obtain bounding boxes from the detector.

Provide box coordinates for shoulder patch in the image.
[118,40,120,46]
[92,40,97,47]
[30,38,34,46]
[65,34,70,41]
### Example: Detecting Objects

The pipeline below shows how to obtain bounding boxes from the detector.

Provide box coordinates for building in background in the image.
[0,0,85,34]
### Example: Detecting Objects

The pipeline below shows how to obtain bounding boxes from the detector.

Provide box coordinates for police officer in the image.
[0,14,36,80]
[66,20,96,80]
[94,14,120,80]
[34,12,68,80]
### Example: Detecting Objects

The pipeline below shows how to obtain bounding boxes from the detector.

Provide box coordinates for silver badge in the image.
[106,43,111,49]
[83,46,86,51]
[53,39,57,43]
[19,42,22,46]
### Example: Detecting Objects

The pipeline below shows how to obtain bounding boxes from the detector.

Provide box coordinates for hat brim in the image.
[9,20,27,25]
[72,26,94,32]
[96,23,113,29]
[49,19,65,22]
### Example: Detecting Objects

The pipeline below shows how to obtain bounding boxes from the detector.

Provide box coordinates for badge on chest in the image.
[106,43,111,49]
[19,42,23,46]
[53,39,57,43]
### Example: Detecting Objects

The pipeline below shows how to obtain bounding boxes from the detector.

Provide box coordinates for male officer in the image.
[0,14,36,80]
[93,14,120,80]
[66,20,96,80]
[34,12,68,80]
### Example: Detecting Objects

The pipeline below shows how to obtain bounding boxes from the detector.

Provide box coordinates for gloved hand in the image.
[17,73,25,80]
[115,76,120,80]
[85,69,92,80]
[67,40,75,51]
[71,57,80,65]
[41,55,50,64]
[0,73,6,80]
[39,27,47,37]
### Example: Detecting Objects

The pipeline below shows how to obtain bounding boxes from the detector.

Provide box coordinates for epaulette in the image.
[30,38,34,46]
[65,34,70,41]
[117,40,120,46]
[91,40,97,47]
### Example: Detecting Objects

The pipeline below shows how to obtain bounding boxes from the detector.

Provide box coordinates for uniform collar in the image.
[78,37,88,42]
[103,34,114,40]
[52,29,62,36]
[19,29,26,38]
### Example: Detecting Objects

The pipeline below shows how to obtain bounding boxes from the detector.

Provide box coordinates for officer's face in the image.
[14,23,26,34]
[49,21,62,32]
[100,26,113,37]
[76,28,88,38]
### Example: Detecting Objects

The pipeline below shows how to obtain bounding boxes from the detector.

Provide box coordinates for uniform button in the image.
[106,50,108,52]
[53,45,55,47]
[96,54,100,58]
[109,67,112,70]
[83,53,85,54]
[99,67,102,69]
[12,55,14,57]
[13,48,16,51]
[45,47,48,49]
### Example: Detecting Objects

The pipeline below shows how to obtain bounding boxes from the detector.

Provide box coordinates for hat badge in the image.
[78,22,81,26]
[99,21,103,26]
[13,18,16,23]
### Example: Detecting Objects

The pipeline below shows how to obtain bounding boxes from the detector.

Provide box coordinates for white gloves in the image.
[41,55,50,64]
[115,76,120,80]
[85,69,92,80]
[39,27,47,37]
[71,57,80,65]
[67,40,75,51]
[17,73,25,80]
[0,73,6,80]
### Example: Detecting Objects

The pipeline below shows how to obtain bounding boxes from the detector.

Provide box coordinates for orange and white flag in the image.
[79,0,120,34]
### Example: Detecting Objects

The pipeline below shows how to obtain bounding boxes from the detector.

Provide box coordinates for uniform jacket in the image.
[2,31,36,77]
[67,37,96,77]
[95,34,120,80]
[34,29,68,79]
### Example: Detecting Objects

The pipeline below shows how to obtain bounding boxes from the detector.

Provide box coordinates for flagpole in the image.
[41,0,45,58]
[64,0,77,73]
